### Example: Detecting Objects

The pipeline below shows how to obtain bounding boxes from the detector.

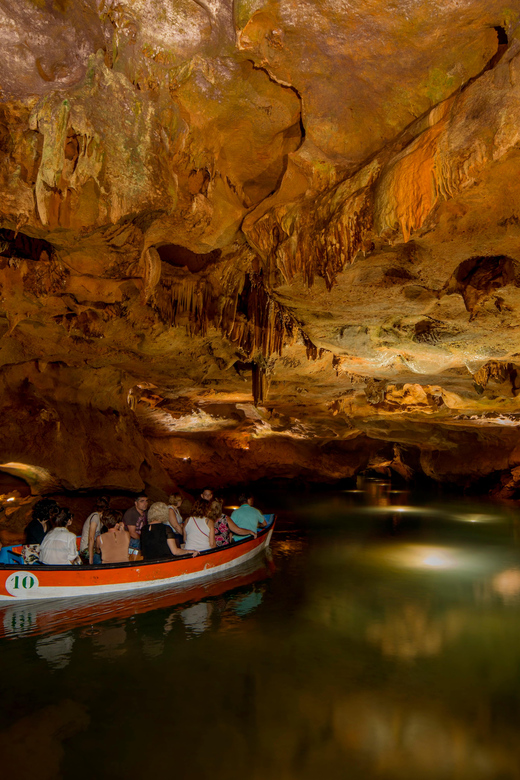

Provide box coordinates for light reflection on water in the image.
[2,484,520,779]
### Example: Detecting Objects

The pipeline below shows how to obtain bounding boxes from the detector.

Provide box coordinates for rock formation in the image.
[1,0,520,493]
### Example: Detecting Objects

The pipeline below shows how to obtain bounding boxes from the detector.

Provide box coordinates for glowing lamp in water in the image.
[377,544,457,571]
[422,553,452,568]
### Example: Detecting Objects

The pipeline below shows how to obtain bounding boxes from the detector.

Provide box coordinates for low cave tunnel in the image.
[2,1,520,775]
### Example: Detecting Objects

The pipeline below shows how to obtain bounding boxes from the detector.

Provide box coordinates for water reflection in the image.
[0,554,274,640]
[35,632,75,669]
[365,602,464,659]
[0,700,89,779]
[491,567,520,601]
[2,487,520,779]
[180,601,214,637]
[333,693,517,779]
[92,625,127,659]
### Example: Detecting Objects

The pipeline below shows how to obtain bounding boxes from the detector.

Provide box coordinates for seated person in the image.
[207,499,257,546]
[40,508,81,565]
[230,493,267,542]
[166,493,184,548]
[22,498,60,564]
[123,495,148,553]
[141,502,199,560]
[95,510,130,564]
[184,499,216,551]
[79,496,110,565]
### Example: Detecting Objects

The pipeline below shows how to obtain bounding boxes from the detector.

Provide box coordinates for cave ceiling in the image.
[1,0,520,492]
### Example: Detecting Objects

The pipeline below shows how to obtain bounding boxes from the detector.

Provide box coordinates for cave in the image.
[2,2,520,775]
[0,2,518,503]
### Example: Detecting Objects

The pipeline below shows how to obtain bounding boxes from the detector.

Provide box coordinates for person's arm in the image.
[166,537,199,558]
[256,510,267,527]
[227,517,257,539]
[88,515,99,564]
[127,523,139,540]
[207,519,216,549]
[168,507,183,535]
[69,533,81,565]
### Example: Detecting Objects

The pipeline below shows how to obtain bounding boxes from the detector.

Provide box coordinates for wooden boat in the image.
[0,553,275,640]
[0,514,275,602]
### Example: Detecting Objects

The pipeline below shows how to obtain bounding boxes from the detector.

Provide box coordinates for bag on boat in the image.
[22,544,40,565]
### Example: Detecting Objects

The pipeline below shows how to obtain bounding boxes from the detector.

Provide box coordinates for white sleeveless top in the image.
[184,516,211,551]
[79,512,102,553]
[165,506,183,532]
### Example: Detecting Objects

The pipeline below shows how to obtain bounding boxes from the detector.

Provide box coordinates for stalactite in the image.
[250,185,373,292]
[301,331,318,360]
[153,263,302,362]
[252,362,266,406]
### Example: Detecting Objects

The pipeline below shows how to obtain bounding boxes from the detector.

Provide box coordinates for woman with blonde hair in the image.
[141,502,198,560]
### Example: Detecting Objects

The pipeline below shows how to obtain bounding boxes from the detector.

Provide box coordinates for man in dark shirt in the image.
[123,495,148,552]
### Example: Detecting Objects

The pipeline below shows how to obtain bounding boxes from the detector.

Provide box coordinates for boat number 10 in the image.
[5,571,40,597]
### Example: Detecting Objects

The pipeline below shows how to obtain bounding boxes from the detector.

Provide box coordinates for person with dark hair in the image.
[22,498,60,564]
[184,498,216,551]
[200,488,214,501]
[207,499,256,547]
[230,493,266,541]
[95,510,130,564]
[40,508,81,565]
[141,503,198,561]
[123,495,148,554]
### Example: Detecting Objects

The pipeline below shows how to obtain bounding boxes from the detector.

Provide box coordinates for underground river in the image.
[2,480,520,779]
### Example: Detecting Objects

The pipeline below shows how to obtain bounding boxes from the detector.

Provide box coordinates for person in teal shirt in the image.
[230,493,267,541]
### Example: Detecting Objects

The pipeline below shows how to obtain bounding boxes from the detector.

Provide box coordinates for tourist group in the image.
[17,489,267,566]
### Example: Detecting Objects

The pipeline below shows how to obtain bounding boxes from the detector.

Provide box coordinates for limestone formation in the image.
[1,0,520,494]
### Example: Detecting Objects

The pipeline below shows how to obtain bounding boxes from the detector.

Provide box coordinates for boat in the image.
[0,554,275,640]
[0,514,275,602]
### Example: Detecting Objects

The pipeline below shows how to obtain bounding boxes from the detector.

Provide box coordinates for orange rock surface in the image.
[1,1,520,495]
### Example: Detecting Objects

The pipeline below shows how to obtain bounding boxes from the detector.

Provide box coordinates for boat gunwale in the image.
[0,514,275,573]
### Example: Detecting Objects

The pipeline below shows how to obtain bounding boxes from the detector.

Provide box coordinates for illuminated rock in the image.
[0,1,520,492]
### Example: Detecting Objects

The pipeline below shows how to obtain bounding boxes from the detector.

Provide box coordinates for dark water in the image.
[2,482,520,779]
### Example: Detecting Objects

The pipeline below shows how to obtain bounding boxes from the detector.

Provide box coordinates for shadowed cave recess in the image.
[1,1,520,515]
